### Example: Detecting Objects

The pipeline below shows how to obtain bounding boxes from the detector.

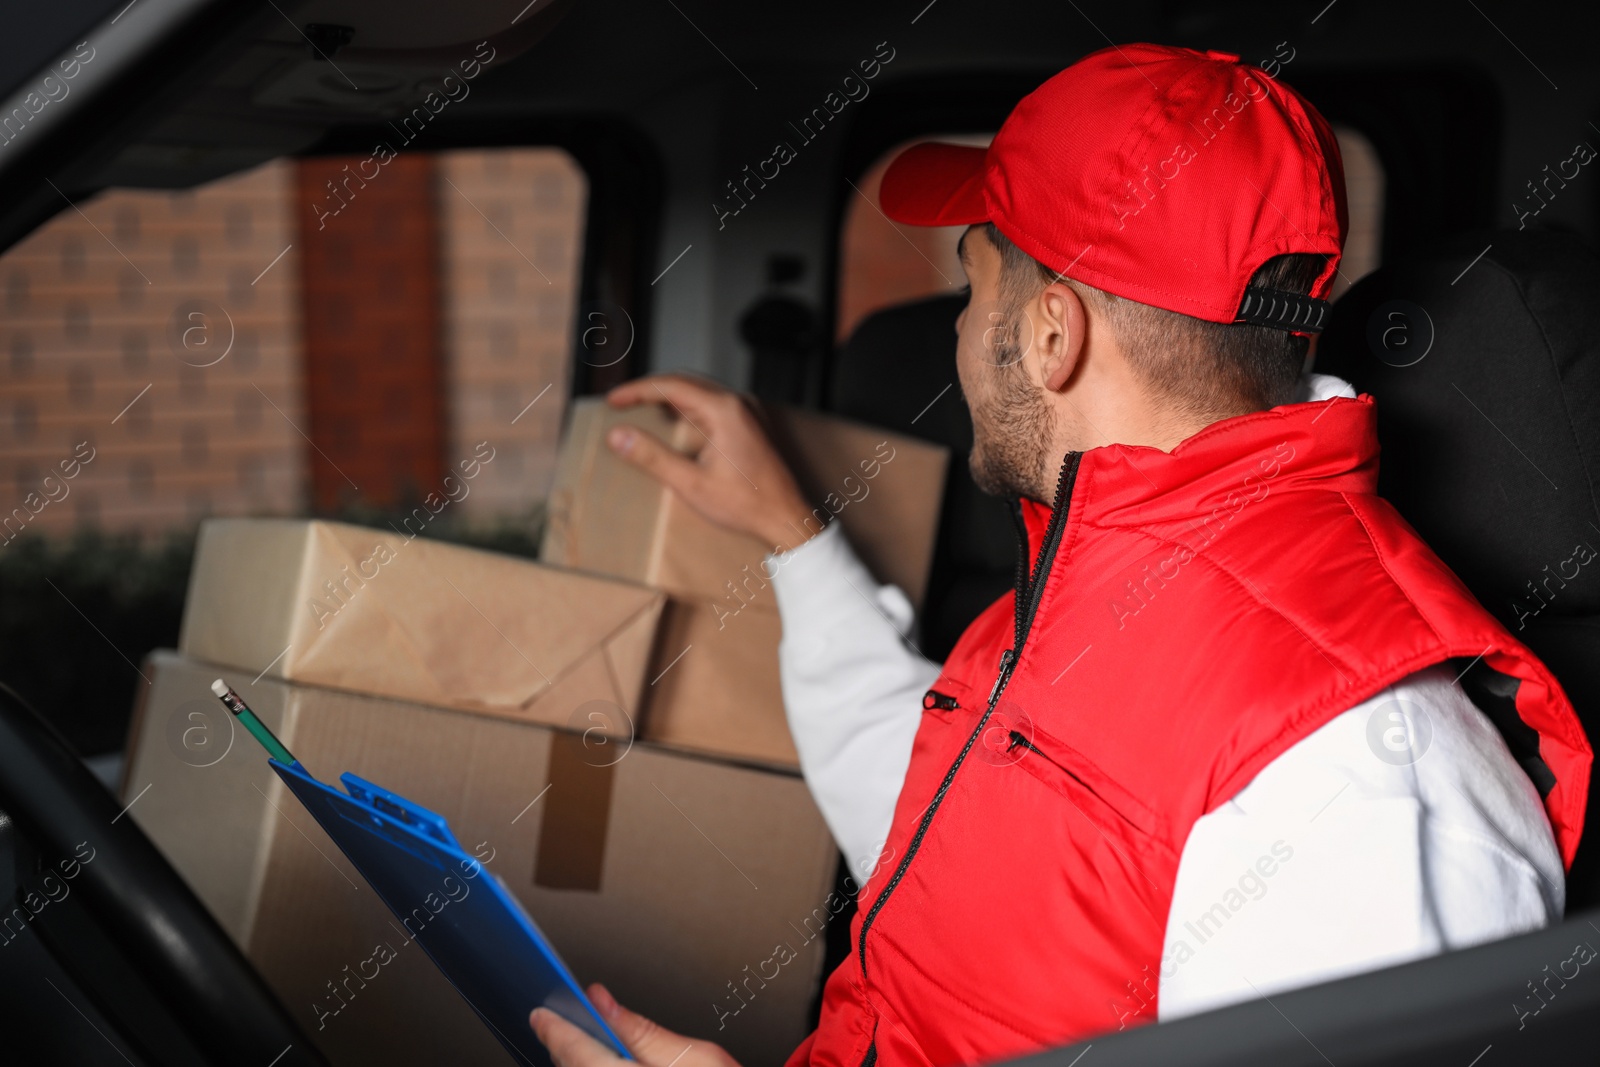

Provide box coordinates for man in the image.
[531,43,1590,1067]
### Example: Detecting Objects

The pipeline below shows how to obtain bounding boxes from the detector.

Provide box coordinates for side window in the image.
[835,126,1385,338]
[0,147,587,539]
[836,134,986,344]
[1331,125,1385,298]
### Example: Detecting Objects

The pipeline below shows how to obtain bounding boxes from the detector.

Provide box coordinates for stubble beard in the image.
[966,329,1056,502]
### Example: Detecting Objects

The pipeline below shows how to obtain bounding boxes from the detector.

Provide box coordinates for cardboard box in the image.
[543,399,948,767]
[179,518,664,732]
[126,651,842,1067]
[543,399,948,609]
[644,599,792,766]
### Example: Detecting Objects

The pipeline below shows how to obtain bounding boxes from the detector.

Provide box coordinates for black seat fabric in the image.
[829,293,1017,661]
[1316,229,1600,908]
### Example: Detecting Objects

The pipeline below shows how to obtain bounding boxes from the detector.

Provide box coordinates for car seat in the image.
[1316,228,1600,910]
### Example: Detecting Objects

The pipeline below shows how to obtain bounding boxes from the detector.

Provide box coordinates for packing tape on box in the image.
[534,732,616,891]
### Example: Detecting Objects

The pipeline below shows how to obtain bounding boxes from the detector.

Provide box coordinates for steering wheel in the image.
[0,682,329,1066]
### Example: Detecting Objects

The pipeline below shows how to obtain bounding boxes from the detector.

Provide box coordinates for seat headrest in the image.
[1316,229,1600,632]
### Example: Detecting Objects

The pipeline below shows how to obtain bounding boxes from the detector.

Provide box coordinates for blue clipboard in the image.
[268,758,631,1066]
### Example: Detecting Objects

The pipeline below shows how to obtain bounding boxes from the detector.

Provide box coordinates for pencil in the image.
[211,679,298,765]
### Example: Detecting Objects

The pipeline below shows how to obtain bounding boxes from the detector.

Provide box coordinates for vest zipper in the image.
[854,452,1081,984]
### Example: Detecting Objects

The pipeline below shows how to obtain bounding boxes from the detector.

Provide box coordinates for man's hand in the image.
[605,374,819,554]
[530,983,742,1067]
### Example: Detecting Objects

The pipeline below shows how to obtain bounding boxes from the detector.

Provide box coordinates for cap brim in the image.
[880,142,989,226]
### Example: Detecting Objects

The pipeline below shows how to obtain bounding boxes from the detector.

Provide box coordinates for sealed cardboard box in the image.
[542,398,948,609]
[644,599,791,766]
[543,399,948,767]
[179,518,663,732]
[126,651,842,1067]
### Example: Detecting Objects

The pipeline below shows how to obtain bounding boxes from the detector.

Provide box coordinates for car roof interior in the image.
[5,0,1599,388]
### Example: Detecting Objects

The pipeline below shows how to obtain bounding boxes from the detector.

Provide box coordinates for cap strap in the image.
[1234,286,1330,333]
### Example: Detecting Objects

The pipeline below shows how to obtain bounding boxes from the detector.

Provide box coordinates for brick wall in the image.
[0,161,305,539]
[0,146,588,541]
[438,148,585,517]
[295,153,447,511]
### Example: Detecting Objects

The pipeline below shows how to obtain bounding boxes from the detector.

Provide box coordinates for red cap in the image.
[880,44,1347,324]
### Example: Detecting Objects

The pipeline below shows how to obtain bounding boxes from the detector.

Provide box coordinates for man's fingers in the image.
[587,984,699,1066]
[603,378,655,408]
[608,424,701,495]
[530,1007,621,1067]
[607,374,729,424]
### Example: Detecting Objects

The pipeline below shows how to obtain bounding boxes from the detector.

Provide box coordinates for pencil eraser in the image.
[211,679,228,698]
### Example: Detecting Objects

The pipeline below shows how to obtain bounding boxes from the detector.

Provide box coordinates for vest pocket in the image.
[1004,725,1167,847]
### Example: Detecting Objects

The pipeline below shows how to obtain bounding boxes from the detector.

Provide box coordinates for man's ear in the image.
[1036,282,1087,392]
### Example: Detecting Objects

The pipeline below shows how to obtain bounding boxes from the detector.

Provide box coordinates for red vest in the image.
[787,395,1590,1067]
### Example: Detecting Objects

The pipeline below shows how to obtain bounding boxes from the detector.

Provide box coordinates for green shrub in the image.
[0,529,192,756]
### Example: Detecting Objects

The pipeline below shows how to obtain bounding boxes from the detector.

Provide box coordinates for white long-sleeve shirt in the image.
[766,381,1563,1023]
